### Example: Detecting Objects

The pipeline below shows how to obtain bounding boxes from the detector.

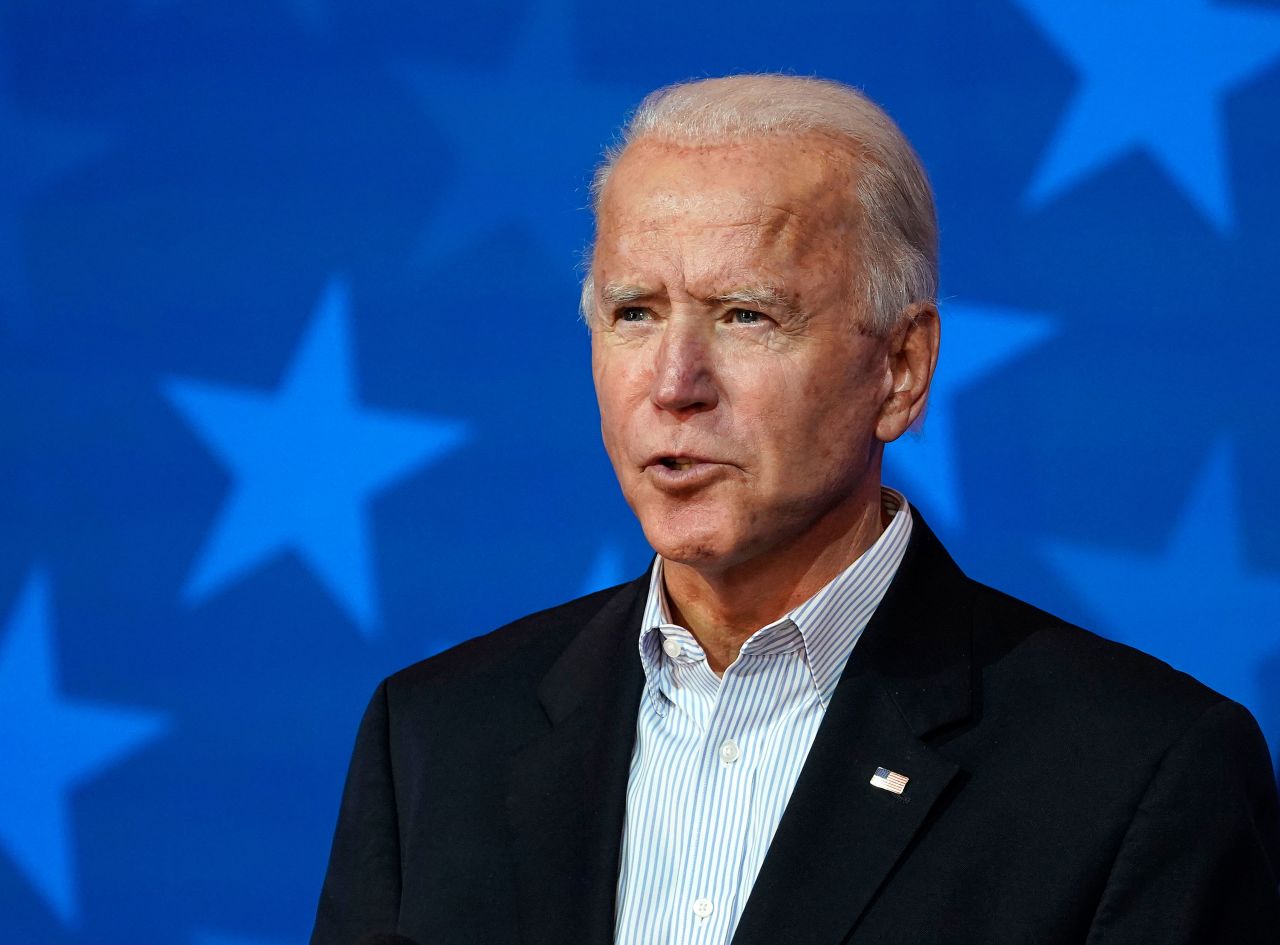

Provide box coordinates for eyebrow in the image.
[708,286,806,320]
[599,283,654,305]
[598,282,808,323]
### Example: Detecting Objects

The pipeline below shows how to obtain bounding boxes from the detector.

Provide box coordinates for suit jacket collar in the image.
[505,573,648,945]
[506,513,974,945]
[847,509,974,742]
[730,512,973,945]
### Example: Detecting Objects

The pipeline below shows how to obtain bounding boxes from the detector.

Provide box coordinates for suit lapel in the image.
[505,517,975,945]
[505,576,648,945]
[731,515,975,945]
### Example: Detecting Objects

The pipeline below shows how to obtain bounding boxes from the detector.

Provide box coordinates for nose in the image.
[651,320,719,417]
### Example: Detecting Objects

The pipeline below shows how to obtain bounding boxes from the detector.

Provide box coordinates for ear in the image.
[875,302,940,443]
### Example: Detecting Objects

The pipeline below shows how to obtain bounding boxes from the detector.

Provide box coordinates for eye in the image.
[617,307,650,323]
[730,308,767,325]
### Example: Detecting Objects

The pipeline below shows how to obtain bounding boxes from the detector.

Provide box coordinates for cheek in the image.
[595,392,627,457]
[596,373,632,419]
[593,359,647,460]
[750,362,886,474]
[592,345,622,409]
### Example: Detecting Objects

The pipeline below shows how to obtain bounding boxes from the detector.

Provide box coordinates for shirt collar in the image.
[637,487,914,713]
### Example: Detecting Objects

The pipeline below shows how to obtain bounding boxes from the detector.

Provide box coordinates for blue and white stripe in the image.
[613,487,913,945]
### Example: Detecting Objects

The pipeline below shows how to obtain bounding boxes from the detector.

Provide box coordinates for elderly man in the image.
[311,75,1280,945]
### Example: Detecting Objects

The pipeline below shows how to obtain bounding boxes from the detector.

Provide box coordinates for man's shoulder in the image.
[966,578,1228,740]
[382,578,641,705]
[901,515,1225,724]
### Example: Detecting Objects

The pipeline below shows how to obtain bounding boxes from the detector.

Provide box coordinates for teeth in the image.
[658,457,697,471]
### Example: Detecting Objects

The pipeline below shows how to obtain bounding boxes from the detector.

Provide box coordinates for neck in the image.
[662,483,888,675]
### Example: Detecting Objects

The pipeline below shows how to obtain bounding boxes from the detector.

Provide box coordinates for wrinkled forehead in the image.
[594,135,862,245]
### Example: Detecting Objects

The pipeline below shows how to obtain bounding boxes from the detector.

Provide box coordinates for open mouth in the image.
[646,455,725,489]
[659,457,698,471]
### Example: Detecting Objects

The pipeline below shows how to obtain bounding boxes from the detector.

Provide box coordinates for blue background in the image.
[3,0,1279,942]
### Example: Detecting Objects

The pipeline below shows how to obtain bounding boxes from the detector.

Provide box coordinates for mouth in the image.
[642,454,729,490]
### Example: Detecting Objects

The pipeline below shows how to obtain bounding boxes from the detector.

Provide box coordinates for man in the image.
[311,75,1280,945]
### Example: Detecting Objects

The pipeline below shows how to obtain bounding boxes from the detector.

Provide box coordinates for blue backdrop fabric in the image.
[2,1,1280,942]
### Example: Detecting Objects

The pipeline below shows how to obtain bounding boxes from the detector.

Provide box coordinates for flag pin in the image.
[870,766,909,795]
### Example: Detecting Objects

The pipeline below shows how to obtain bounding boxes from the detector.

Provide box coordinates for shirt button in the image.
[718,739,740,764]
[692,897,714,919]
[662,637,682,659]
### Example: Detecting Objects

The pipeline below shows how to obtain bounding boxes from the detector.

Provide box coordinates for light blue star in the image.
[0,570,169,926]
[0,37,107,327]
[579,542,626,596]
[399,0,638,266]
[1044,441,1280,739]
[164,278,469,635]
[1014,0,1280,231]
[886,302,1055,529]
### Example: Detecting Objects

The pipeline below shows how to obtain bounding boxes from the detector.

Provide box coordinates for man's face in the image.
[590,135,905,573]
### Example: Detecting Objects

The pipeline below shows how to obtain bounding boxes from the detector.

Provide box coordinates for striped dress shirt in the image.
[613,488,913,945]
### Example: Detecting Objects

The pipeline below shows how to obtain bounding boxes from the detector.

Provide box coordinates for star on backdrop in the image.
[399,0,637,266]
[1044,440,1280,747]
[164,278,469,636]
[0,570,169,926]
[0,36,107,328]
[885,302,1056,529]
[1013,0,1280,231]
[280,0,328,33]
[136,0,328,34]
[578,542,626,596]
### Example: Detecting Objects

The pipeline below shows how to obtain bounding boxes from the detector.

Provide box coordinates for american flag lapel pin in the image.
[870,766,909,795]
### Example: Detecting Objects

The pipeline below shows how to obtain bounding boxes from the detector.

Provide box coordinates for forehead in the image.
[595,135,860,256]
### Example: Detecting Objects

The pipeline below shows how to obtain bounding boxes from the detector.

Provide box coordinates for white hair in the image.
[580,74,938,336]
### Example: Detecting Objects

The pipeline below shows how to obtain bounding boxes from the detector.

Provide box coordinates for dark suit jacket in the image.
[311,518,1280,944]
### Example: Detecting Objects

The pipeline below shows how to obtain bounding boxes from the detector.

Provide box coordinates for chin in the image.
[636,506,744,569]
[649,536,730,567]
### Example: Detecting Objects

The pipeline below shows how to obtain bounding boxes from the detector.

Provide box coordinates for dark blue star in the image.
[399,0,639,266]
[281,0,328,33]
[886,302,1055,528]
[0,570,169,925]
[135,0,328,34]
[1014,0,1280,231]
[164,278,469,636]
[1045,441,1280,760]
[0,37,107,327]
